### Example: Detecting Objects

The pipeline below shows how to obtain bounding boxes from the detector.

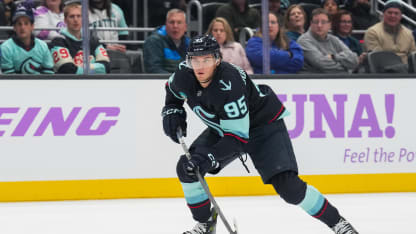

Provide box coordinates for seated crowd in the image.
[0,0,415,74]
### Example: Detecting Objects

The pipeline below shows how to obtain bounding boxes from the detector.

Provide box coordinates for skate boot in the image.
[183,209,218,234]
[332,216,359,234]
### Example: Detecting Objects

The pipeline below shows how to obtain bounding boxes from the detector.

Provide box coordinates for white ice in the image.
[0,193,414,234]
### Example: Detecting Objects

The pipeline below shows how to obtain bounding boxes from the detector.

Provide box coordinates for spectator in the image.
[246,12,303,74]
[111,0,133,25]
[206,17,253,74]
[332,10,363,56]
[0,0,13,39]
[297,8,358,73]
[34,0,65,40]
[0,0,13,24]
[147,0,187,27]
[1,4,54,74]
[49,1,110,74]
[269,0,285,24]
[345,0,379,32]
[89,0,128,53]
[364,0,416,64]
[216,0,260,40]
[143,8,189,73]
[323,0,338,20]
[284,4,307,41]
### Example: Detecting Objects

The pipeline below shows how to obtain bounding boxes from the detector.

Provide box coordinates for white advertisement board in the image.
[0,79,415,182]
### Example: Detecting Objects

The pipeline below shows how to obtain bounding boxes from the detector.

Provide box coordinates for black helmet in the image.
[187,35,221,58]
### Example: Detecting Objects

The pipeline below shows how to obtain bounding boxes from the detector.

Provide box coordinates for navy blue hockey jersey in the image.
[165,61,288,159]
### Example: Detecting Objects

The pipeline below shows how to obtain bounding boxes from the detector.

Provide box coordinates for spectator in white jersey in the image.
[1,4,54,74]
[34,0,65,40]
[89,0,128,53]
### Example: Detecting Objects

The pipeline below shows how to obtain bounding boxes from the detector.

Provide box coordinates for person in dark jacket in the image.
[215,0,260,40]
[284,4,307,41]
[345,0,379,39]
[246,12,303,74]
[143,8,189,73]
[331,10,362,56]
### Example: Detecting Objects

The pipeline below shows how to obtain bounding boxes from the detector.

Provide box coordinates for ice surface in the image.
[0,193,414,234]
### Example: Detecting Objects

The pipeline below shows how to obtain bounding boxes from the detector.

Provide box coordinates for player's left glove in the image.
[183,147,220,179]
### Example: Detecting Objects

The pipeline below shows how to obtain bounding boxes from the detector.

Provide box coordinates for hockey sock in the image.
[298,185,341,227]
[181,181,212,222]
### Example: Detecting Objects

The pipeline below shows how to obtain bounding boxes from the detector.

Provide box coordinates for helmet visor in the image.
[187,55,218,69]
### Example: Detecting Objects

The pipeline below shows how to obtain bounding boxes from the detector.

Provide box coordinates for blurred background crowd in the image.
[0,0,415,75]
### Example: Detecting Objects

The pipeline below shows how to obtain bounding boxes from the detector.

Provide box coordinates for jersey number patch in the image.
[224,96,247,118]
[52,48,70,63]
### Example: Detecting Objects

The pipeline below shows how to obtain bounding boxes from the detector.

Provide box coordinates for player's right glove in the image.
[162,104,187,144]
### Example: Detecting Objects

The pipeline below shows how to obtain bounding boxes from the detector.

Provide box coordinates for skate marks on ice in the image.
[0,193,414,234]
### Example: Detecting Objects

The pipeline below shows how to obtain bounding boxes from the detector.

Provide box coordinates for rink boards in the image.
[0,78,415,202]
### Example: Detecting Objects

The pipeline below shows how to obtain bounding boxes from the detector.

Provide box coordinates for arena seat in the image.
[408,51,416,73]
[365,51,408,73]
[298,3,320,29]
[107,50,132,74]
[126,49,144,74]
[249,3,261,12]
[202,2,226,32]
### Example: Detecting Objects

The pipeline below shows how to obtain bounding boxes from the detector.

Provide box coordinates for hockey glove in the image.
[162,104,187,144]
[183,148,220,179]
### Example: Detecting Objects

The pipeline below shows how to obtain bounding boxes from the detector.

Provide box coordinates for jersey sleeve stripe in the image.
[268,105,285,124]
[224,133,248,143]
[167,74,186,100]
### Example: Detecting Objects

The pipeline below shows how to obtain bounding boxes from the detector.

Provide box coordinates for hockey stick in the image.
[177,128,238,234]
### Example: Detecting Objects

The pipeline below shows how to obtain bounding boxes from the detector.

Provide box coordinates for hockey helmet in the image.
[187,35,221,58]
[186,35,221,69]
[12,4,34,25]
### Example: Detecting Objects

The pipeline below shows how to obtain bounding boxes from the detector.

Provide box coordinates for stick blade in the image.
[232,218,238,234]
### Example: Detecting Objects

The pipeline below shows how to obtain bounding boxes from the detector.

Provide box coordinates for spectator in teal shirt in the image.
[1,4,54,74]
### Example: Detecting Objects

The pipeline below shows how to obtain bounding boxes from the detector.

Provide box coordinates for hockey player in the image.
[1,4,54,74]
[162,35,359,234]
[49,1,110,74]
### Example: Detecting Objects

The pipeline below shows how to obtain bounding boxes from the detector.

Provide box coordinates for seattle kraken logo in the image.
[219,80,231,91]
[20,58,43,74]
[193,106,224,137]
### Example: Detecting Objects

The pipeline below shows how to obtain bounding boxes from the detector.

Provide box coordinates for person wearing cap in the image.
[49,1,110,74]
[364,0,416,64]
[0,4,54,74]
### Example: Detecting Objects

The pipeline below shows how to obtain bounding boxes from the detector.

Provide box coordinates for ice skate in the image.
[332,216,359,234]
[183,209,218,234]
